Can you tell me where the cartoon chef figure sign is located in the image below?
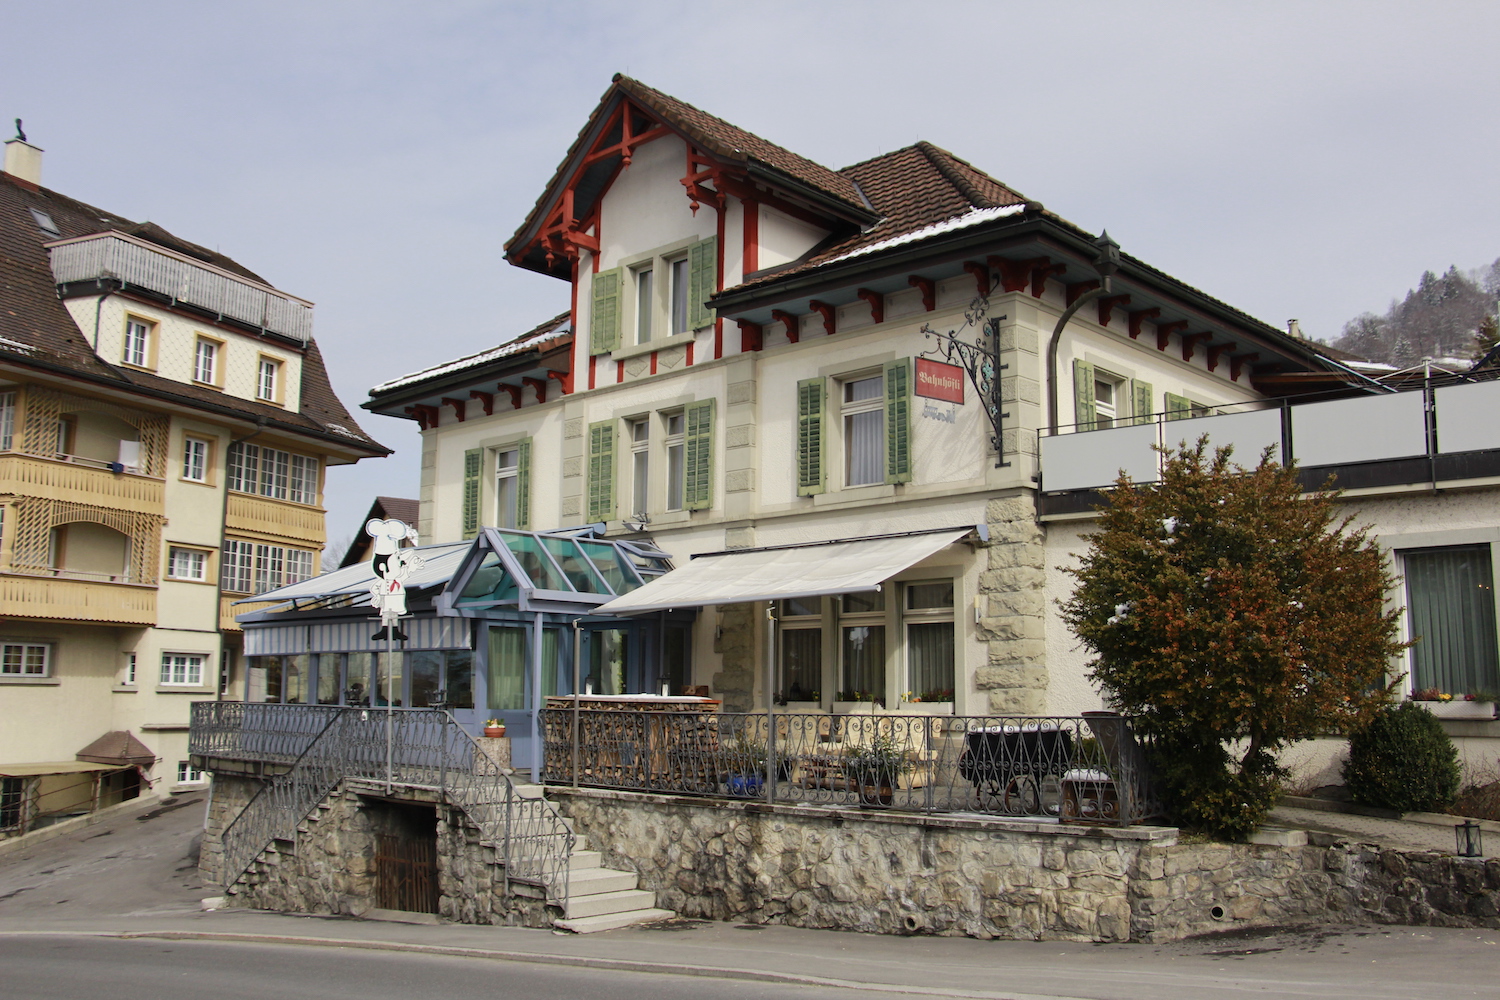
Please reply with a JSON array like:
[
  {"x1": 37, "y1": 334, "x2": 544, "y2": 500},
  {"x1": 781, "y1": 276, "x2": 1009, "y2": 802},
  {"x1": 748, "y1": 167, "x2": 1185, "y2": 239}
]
[{"x1": 367, "y1": 518, "x2": 423, "y2": 641}]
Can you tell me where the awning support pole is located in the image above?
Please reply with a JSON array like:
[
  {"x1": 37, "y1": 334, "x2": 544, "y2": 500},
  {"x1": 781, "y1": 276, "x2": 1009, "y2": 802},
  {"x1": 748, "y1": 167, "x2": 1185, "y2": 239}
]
[{"x1": 531, "y1": 612, "x2": 543, "y2": 784}]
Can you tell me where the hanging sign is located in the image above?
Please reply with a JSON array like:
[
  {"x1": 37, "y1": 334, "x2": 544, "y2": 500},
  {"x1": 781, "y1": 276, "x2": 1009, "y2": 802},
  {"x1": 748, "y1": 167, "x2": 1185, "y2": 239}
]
[{"x1": 916, "y1": 358, "x2": 965, "y2": 404}]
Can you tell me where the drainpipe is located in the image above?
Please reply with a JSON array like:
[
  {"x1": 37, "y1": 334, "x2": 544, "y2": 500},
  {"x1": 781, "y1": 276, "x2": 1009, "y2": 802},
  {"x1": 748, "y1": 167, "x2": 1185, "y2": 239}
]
[
  {"x1": 90, "y1": 290, "x2": 107, "y2": 352},
  {"x1": 1045, "y1": 232, "x2": 1121, "y2": 435},
  {"x1": 214, "y1": 415, "x2": 268, "y2": 701}
]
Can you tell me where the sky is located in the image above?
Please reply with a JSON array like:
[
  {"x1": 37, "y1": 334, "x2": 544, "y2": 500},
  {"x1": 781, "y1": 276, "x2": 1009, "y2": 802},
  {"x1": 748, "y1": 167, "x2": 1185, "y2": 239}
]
[{"x1": 3, "y1": 0, "x2": 1497, "y2": 551}]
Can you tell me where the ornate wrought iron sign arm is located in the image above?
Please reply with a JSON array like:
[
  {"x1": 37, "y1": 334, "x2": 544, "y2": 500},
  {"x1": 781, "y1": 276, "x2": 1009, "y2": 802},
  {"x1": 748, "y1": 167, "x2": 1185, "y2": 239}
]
[{"x1": 921, "y1": 295, "x2": 1011, "y2": 468}]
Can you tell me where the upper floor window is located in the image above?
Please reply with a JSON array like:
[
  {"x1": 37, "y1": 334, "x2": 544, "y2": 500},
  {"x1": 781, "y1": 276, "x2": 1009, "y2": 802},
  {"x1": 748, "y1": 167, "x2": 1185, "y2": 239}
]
[
  {"x1": 124, "y1": 319, "x2": 153, "y2": 369},
  {"x1": 1, "y1": 642, "x2": 49, "y2": 678},
  {"x1": 634, "y1": 266, "x2": 654, "y2": 345},
  {"x1": 257, "y1": 357, "x2": 281, "y2": 403},
  {"x1": 664, "y1": 411, "x2": 686, "y2": 510},
  {"x1": 194, "y1": 337, "x2": 219, "y2": 386},
  {"x1": 841, "y1": 373, "x2": 884, "y2": 487},
  {"x1": 160, "y1": 652, "x2": 205, "y2": 687},
  {"x1": 496, "y1": 447, "x2": 521, "y2": 529},
  {"x1": 588, "y1": 236, "x2": 717, "y2": 355},
  {"x1": 1092, "y1": 374, "x2": 1120, "y2": 430},
  {"x1": 797, "y1": 361, "x2": 912, "y2": 497},
  {"x1": 182, "y1": 436, "x2": 209, "y2": 482},
  {"x1": 221, "y1": 538, "x2": 316, "y2": 594},
  {"x1": 227, "y1": 442, "x2": 319, "y2": 504},
  {"x1": 167, "y1": 546, "x2": 208, "y2": 581},
  {"x1": 0, "y1": 392, "x2": 15, "y2": 451},
  {"x1": 628, "y1": 419, "x2": 649, "y2": 517}
]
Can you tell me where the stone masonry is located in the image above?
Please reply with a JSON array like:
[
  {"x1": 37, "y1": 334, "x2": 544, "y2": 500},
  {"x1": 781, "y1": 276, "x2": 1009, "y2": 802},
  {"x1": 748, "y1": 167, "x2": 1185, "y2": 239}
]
[{"x1": 977, "y1": 491, "x2": 1048, "y2": 714}]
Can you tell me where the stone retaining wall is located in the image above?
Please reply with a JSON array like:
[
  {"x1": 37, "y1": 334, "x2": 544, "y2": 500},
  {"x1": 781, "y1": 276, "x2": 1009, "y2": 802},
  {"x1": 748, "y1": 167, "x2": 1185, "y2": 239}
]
[{"x1": 550, "y1": 787, "x2": 1500, "y2": 941}]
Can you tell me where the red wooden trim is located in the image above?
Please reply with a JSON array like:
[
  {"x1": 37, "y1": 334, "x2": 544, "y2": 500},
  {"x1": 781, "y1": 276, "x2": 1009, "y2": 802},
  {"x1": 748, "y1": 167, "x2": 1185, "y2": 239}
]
[
  {"x1": 650, "y1": 351, "x2": 658, "y2": 376},
  {"x1": 1181, "y1": 332, "x2": 1212, "y2": 363},
  {"x1": 616, "y1": 359, "x2": 624, "y2": 383},
  {"x1": 1096, "y1": 294, "x2": 1132, "y2": 327},
  {"x1": 907, "y1": 275, "x2": 935, "y2": 312},
  {"x1": 498, "y1": 384, "x2": 523, "y2": 409},
  {"x1": 1032, "y1": 263, "x2": 1066, "y2": 298},
  {"x1": 1206, "y1": 341, "x2": 1235, "y2": 372},
  {"x1": 742, "y1": 198, "x2": 759, "y2": 274},
  {"x1": 469, "y1": 390, "x2": 494, "y2": 416},
  {"x1": 737, "y1": 320, "x2": 763, "y2": 352},
  {"x1": 588, "y1": 354, "x2": 597, "y2": 391},
  {"x1": 403, "y1": 406, "x2": 429, "y2": 431},
  {"x1": 963, "y1": 261, "x2": 991, "y2": 297},
  {"x1": 1066, "y1": 280, "x2": 1101, "y2": 308},
  {"x1": 686, "y1": 340, "x2": 694, "y2": 366},
  {"x1": 990, "y1": 256, "x2": 1047, "y2": 293},
  {"x1": 547, "y1": 369, "x2": 573, "y2": 395},
  {"x1": 522, "y1": 377, "x2": 548, "y2": 405},
  {"x1": 441, "y1": 397, "x2": 468, "y2": 423},
  {"x1": 715, "y1": 191, "x2": 726, "y2": 360},
  {"x1": 1156, "y1": 320, "x2": 1188, "y2": 352},
  {"x1": 1230, "y1": 353, "x2": 1260, "y2": 381},
  {"x1": 808, "y1": 300, "x2": 836, "y2": 335},
  {"x1": 1127, "y1": 308, "x2": 1161, "y2": 340},
  {"x1": 857, "y1": 288, "x2": 885, "y2": 325},
  {"x1": 772, "y1": 309, "x2": 801, "y2": 343}
]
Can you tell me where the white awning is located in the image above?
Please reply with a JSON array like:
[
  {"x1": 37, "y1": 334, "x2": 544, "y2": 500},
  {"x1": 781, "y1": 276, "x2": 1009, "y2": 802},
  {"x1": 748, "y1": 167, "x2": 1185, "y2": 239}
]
[{"x1": 593, "y1": 527, "x2": 974, "y2": 615}]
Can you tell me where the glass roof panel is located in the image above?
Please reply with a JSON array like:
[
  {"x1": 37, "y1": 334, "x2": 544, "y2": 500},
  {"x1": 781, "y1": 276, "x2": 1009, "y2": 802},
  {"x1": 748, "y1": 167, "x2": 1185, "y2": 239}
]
[
  {"x1": 458, "y1": 552, "x2": 518, "y2": 604},
  {"x1": 537, "y1": 535, "x2": 610, "y2": 593},
  {"x1": 500, "y1": 531, "x2": 572, "y2": 592},
  {"x1": 576, "y1": 539, "x2": 644, "y2": 594}
]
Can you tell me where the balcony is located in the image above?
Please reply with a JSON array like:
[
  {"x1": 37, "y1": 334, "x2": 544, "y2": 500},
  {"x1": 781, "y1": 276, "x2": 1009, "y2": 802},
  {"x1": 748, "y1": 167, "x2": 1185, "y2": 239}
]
[
  {"x1": 226, "y1": 492, "x2": 325, "y2": 547},
  {"x1": 0, "y1": 574, "x2": 156, "y2": 625},
  {"x1": 1038, "y1": 378, "x2": 1500, "y2": 516},
  {"x1": 46, "y1": 231, "x2": 313, "y2": 343},
  {"x1": 0, "y1": 453, "x2": 163, "y2": 514},
  {"x1": 221, "y1": 597, "x2": 282, "y2": 632}
]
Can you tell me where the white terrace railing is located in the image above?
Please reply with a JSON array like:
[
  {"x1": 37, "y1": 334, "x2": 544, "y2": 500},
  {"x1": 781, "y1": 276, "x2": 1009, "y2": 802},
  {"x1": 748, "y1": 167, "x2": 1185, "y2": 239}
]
[
  {"x1": 1040, "y1": 378, "x2": 1500, "y2": 495},
  {"x1": 46, "y1": 231, "x2": 313, "y2": 343}
]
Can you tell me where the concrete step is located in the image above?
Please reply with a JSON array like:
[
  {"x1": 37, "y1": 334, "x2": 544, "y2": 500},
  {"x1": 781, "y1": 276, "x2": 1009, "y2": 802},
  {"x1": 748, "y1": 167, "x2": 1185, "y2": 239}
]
[
  {"x1": 563, "y1": 888, "x2": 656, "y2": 920},
  {"x1": 565, "y1": 866, "x2": 638, "y2": 896},
  {"x1": 554, "y1": 907, "x2": 676, "y2": 935},
  {"x1": 568, "y1": 849, "x2": 602, "y2": 871}
]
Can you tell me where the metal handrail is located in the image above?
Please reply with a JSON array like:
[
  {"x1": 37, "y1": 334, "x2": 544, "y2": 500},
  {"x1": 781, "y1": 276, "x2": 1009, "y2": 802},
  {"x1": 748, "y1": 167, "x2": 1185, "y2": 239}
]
[{"x1": 209, "y1": 706, "x2": 573, "y2": 909}]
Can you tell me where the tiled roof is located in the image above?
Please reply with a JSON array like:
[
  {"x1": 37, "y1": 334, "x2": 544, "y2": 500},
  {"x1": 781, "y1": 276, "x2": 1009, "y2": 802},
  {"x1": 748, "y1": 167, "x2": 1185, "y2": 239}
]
[
  {"x1": 0, "y1": 171, "x2": 387, "y2": 455},
  {"x1": 726, "y1": 141, "x2": 1031, "y2": 294},
  {"x1": 370, "y1": 311, "x2": 572, "y2": 395},
  {"x1": 339, "y1": 495, "x2": 421, "y2": 566}
]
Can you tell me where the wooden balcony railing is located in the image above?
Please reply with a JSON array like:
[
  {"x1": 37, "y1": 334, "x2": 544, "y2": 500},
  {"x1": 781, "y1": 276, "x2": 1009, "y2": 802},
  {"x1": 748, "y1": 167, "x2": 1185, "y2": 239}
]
[
  {"x1": 0, "y1": 574, "x2": 156, "y2": 625},
  {"x1": 0, "y1": 453, "x2": 163, "y2": 513},
  {"x1": 221, "y1": 597, "x2": 281, "y2": 632},
  {"x1": 225, "y1": 492, "x2": 325, "y2": 546}
]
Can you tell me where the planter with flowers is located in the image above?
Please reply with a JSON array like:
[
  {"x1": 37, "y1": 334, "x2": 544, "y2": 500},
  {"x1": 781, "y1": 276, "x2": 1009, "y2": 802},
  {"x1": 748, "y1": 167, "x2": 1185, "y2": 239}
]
[
  {"x1": 482, "y1": 718, "x2": 507, "y2": 738},
  {"x1": 1411, "y1": 689, "x2": 1497, "y2": 720},
  {"x1": 897, "y1": 689, "x2": 955, "y2": 715}
]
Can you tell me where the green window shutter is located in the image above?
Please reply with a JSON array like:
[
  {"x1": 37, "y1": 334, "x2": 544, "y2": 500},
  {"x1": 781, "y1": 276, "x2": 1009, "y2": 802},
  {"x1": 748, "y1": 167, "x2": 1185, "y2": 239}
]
[
  {"x1": 515, "y1": 437, "x2": 533, "y2": 530},
  {"x1": 462, "y1": 448, "x2": 482, "y2": 539},
  {"x1": 796, "y1": 377, "x2": 826, "y2": 496},
  {"x1": 884, "y1": 358, "x2": 913, "y2": 484},
  {"x1": 683, "y1": 399, "x2": 715, "y2": 511},
  {"x1": 1164, "y1": 393, "x2": 1191, "y2": 421},
  {"x1": 1072, "y1": 359, "x2": 1097, "y2": 431},
  {"x1": 590, "y1": 268, "x2": 622, "y2": 355},
  {"x1": 587, "y1": 421, "x2": 616, "y2": 522},
  {"x1": 688, "y1": 236, "x2": 717, "y2": 330},
  {"x1": 1131, "y1": 380, "x2": 1154, "y2": 426}
]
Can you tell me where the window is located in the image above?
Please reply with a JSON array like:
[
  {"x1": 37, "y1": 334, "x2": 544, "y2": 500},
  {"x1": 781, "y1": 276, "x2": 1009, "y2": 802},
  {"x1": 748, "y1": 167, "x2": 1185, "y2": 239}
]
[
  {"x1": 1093, "y1": 376, "x2": 1119, "y2": 429},
  {"x1": 628, "y1": 419, "x2": 649, "y2": 517},
  {"x1": 182, "y1": 437, "x2": 209, "y2": 482},
  {"x1": 779, "y1": 597, "x2": 822, "y2": 702},
  {"x1": 1164, "y1": 393, "x2": 1213, "y2": 421},
  {"x1": 221, "y1": 539, "x2": 314, "y2": 594},
  {"x1": 496, "y1": 448, "x2": 521, "y2": 528},
  {"x1": 254, "y1": 544, "x2": 285, "y2": 594},
  {"x1": 588, "y1": 237, "x2": 717, "y2": 355},
  {"x1": 669, "y1": 256, "x2": 691, "y2": 336},
  {"x1": 124, "y1": 652, "x2": 136, "y2": 686},
  {"x1": 193, "y1": 338, "x2": 219, "y2": 385},
  {"x1": 904, "y1": 581, "x2": 955, "y2": 701},
  {"x1": 257, "y1": 357, "x2": 280, "y2": 402},
  {"x1": 54, "y1": 414, "x2": 74, "y2": 456},
  {"x1": 286, "y1": 548, "x2": 314, "y2": 584},
  {"x1": 842, "y1": 374, "x2": 884, "y2": 487},
  {"x1": 634, "y1": 266, "x2": 654, "y2": 345},
  {"x1": 665, "y1": 411, "x2": 686, "y2": 510},
  {"x1": 839, "y1": 591, "x2": 886, "y2": 704},
  {"x1": 0, "y1": 391, "x2": 15, "y2": 451},
  {"x1": 176, "y1": 761, "x2": 206, "y2": 784},
  {"x1": 167, "y1": 546, "x2": 208, "y2": 581},
  {"x1": 1, "y1": 643, "x2": 49, "y2": 677},
  {"x1": 1402, "y1": 545, "x2": 1500, "y2": 696},
  {"x1": 160, "y1": 653, "x2": 205, "y2": 686},
  {"x1": 587, "y1": 421, "x2": 616, "y2": 522},
  {"x1": 227, "y1": 442, "x2": 319, "y2": 503},
  {"x1": 221, "y1": 539, "x2": 253, "y2": 593},
  {"x1": 123, "y1": 319, "x2": 152, "y2": 368}
]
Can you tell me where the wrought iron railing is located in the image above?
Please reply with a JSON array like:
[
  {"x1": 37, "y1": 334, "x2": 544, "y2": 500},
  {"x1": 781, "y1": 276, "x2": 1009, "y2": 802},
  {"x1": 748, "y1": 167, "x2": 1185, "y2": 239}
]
[
  {"x1": 202, "y1": 705, "x2": 573, "y2": 908},
  {"x1": 541, "y1": 708, "x2": 1162, "y2": 826}
]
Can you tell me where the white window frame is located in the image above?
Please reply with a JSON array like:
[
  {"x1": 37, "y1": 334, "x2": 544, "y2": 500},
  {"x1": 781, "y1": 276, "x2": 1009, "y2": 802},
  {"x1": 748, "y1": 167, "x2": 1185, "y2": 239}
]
[
  {"x1": 840, "y1": 371, "x2": 884, "y2": 488},
  {"x1": 228, "y1": 443, "x2": 318, "y2": 504},
  {"x1": 193, "y1": 338, "x2": 219, "y2": 385},
  {"x1": 182, "y1": 436, "x2": 209, "y2": 482},
  {"x1": 628, "y1": 419, "x2": 650, "y2": 517},
  {"x1": 664, "y1": 410, "x2": 686, "y2": 511},
  {"x1": 902, "y1": 580, "x2": 956, "y2": 702},
  {"x1": 167, "y1": 546, "x2": 209, "y2": 582},
  {"x1": 160, "y1": 652, "x2": 205, "y2": 687},
  {"x1": 668, "y1": 254, "x2": 691, "y2": 336},
  {"x1": 495, "y1": 447, "x2": 521, "y2": 528},
  {"x1": 176, "y1": 761, "x2": 207, "y2": 784},
  {"x1": 123, "y1": 319, "x2": 151, "y2": 368},
  {"x1": 0, "y1": 392, "x2": 13, "y2": 452},
  {"x1": 1093, "y1": 373, "x2": 1121, "y2": 430},
  {"x1": 221, "y1": 538, "x2": 254, "y2": 593},
  {"x1": 633, "y1": 265, "x2": 655, "y2": 346},
  {"x1": 124, "y1": 652, "x2": 136, "y2": 686},
  {"x1": 1, "y1": 642, "x2": 50, "y2": 678},
  {"x1": 257, "y1": 357, "x2": 280, "y2": 402}
]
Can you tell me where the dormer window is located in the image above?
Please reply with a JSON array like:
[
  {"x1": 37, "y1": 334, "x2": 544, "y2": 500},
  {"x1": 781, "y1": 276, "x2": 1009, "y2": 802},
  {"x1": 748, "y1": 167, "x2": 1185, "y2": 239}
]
[
  {"x1": 194, "y1": 337, "x2": 219, "y2": 385},
  {"x1": 123, "y1": 318, "x2": 153, "y2": 370},
  {"x1": 257, "y1": 357, "x2": 280, "y2": 403}
]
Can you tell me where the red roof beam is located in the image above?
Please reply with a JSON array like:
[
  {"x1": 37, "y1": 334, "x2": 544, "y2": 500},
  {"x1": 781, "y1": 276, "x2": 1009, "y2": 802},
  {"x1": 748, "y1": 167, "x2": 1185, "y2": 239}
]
[
  {"x1": 1032, "y1": 263, "x2": 1066, "y2": 299},
  {"x1": 737, "y1": 320, "x2": 763, "y2": 353},
  {"x1": 808, "y1": 300, "x2": 836, "y2": 336},
  {"x1": 1127, "y1": 308, "x2": 1161, "y2": 340},
  {"x1": 498, "y1": 384, "x2": 523, "y2": 410},
  {"x1": 440, "y1": 397, "x2": 468, "y2": 423},
  {"x1": 772, "y1": 309, "x2": 801, "y2": 344},
  {"x1": 1096, "y1": 294, "x2": 1131, "y2": 327},
  {"x1": 522, "y1": 377, "x2": 549, "y2": 405},
  {"x1": 990, "y1": 256, "x2": 1049, "y2": 294},
  {"x1": 908, "y1": 275, "x2": 935, "y2": 312},
  {"x1": 856, "y1": 289, "x2": 884, "y2": 325},
  {"x1": 1181, "y1": 332, "x2": 1213, "y2": 364},
  {"x1": 1230, "y1": 353, "x2": 1260, "y2": 381},
  {"x1": 963, "y1": 261, "x2": 991, "y2": 298},
  {"x1": 1156, "y1": 320, "x2": 1188, "y2": 352},
  {"x1": 1206, "y1": 341, "x2": 1235, "y2": 372},
  {"x1": 469, "y1": 390, "x2": 494, "y2": 416}
]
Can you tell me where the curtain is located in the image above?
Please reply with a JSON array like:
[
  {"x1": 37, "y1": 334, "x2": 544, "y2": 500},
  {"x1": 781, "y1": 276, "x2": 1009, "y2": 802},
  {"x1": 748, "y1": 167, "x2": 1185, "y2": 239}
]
[
  {"x1": 907, "y1": 622, "x2": 954, "y2": 699},
  {"x1": 1405, "y1": 545, "x2": 1500, "y2": 695},
  {"x1": 781, "y1": 627, "x2": 821, "y2": 700},
  {"x1": 841, "y1": 625, "x2": 885, "y2": 702},
  {"x1": 488, "y1": 628, "x2": 525, "y2": 712}
]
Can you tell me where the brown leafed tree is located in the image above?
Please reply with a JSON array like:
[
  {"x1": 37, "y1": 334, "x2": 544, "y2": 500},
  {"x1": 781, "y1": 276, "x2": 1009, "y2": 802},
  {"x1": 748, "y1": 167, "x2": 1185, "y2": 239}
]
[{"x1": 1060, "y1": 440, "x2": 1405, "y2": 838}]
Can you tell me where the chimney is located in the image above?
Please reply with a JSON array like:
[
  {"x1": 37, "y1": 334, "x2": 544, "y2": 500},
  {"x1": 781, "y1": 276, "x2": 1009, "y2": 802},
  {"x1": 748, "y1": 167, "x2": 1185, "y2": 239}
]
[
  {"x1": 3, "y1": 137, "x2": 42, "y2": 187},
  {"x1": 1286, "y1": 319, "x2": 1304, "y2": 340}
]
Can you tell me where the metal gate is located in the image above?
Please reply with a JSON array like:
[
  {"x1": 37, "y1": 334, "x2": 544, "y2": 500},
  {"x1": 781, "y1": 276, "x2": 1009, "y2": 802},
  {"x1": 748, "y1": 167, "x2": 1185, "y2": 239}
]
[{"x1": 374, "y1": 832, "x2": 438, "y2": 913}]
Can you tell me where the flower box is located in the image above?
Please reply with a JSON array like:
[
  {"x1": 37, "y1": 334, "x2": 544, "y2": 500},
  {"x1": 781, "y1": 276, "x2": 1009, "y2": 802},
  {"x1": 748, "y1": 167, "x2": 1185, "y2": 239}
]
[
  {"x1": 832, "y1": 701, "x2": 881, "y2": 715},
  {"x1": 897, "y1": 701, "x2": 954, "y2": 716},
  {"x1": 1417, "y1": 700, "x2": 1496, "y2": 720}
]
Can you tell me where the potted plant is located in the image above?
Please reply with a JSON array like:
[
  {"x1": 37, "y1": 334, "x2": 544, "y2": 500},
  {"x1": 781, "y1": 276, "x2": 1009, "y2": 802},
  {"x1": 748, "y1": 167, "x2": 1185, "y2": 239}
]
[
  {"x1": 844, "y1": 734, "x2": 911, "y2": 806},
  {"x1": 1410, "y1": 688, "x2": 1498, "y2": 720},
  {"x1": 483, "y1": 718, "x2": 507, "y2": 738},
  {"x1": 724, "y1": 731, "x2": 768, "y2": 796},
  {"x1": 897, "y1": 688, "x2": 955, "y2": 715}
]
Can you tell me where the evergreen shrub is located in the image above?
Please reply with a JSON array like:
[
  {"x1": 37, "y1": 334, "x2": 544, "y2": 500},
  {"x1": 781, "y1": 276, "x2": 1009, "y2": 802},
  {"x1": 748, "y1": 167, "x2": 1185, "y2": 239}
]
[{"x1": 1342, "y1": 701, "x2": 1460, "y2": 813}]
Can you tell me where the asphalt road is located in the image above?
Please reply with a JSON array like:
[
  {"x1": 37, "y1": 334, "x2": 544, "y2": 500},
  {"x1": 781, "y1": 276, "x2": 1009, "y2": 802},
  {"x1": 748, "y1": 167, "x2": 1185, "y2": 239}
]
[{"x1": 1, "y1": 791, "x2": 1497, "y2": 1000}]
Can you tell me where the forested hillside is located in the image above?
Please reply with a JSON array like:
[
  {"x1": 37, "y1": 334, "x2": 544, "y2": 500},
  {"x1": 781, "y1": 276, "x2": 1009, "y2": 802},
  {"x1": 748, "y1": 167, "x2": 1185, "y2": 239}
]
[{"x1": 1329, "y1": 258, "x2": 1500, "y2": 366}]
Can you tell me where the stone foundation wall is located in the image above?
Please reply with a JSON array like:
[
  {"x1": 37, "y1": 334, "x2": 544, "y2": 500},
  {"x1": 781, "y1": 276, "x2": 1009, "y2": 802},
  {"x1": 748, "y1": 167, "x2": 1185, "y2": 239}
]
[
  {"x1": 551, "y1": 787, "x2": 1500, "y2": 941},
  {"x1": 977, "y1": 493, "x2": 1048, "y2": 714},
  {"x1": 198, "y1": 772, "x2": 266, "y2": 887}
]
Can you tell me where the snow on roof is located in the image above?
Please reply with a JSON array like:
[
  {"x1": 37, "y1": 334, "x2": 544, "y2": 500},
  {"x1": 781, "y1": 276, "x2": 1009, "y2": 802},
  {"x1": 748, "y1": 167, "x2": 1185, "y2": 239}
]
[
  {"x1": 371, "y1": 317, "x2": 571, "y2": 394},
  {"x1": 821, "y1": 203, "x2": 1026, "y2": 266}
]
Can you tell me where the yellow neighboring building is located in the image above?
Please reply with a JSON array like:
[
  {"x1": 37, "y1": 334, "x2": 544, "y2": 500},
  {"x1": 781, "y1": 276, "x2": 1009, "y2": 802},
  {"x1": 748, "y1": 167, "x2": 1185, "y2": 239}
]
[{"x1": 0, "y1": 133, "x2": 387, "y2": 833}]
